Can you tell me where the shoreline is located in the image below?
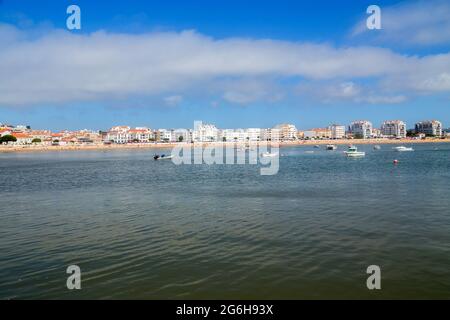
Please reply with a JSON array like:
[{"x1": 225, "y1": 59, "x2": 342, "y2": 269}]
[{"x1": 1, "y1": 138, "x2": 449, "y2": 153}]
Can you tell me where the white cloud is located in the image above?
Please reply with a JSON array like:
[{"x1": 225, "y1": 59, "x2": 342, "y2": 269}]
[
  {"x1": 0, "y1": 22, "x2": 449, "y2": 107},
  {"x1": 297, "y1": 81, "x2": 407, "y2": 104},
  {"x1": 352, "y1": 0, "x2": 450, "y2": 46}
]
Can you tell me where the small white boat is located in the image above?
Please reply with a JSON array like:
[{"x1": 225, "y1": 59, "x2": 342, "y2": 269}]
[
  {"x1": 344, "y1": 146, "x2": 365, "y2": 157},
  {"x1": 154, "y1": 154, "x2": 174, "y2": 160},
  {"x1": 261, "y1": 152, "x2": 278, "y2": 158},
  {"x1": 373, "y1": 145, "x2": 381, "y2": 150},
  {"x1": 326, "y1": 144, "x2": 337, "y2": 150},
  {"x1": 394, "y1": 146, "x2": 414, "y2": 152}
]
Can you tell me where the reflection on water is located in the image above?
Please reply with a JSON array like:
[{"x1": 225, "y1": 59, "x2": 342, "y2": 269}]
[{"x1": 1, "y1": 143, "x2": 450, "y2": 299}]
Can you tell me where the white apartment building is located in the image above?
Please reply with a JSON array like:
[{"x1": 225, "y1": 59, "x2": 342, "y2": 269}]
[
  {"x1": 106, "y1": 126, "x2": 153, "y2": 143},
  {"x1": 381, "y1": 120, "x2": 406, "y2": 138},
  {"x1": 172, "y1": 129, "x2": 191, "y2": 142},
  {"x1": 350, "y1": 120, "x2": 373, "y2": 139},
  {"x1": 246, "y1": 128, "x2": 261, "y2": 142},
  {"x1": 157, "y1": 129, "x2": 173, "y2": 142},
  {"x1": 193, "y1": 122, "x2": 219, "y2": 142},
  {"x1": 106, "y1": 126, "x2": 131, "y2": 143},
  {"x1": 129, "y1": 127, "x2": 153, "y2": 142},
  {"x1": 328, "y1": 124, "x2": 346, "y2": 139},
  {"x1": 415, "y1": 120, "x2": 443, "y2": 137},
  {"x1": 261, "y1": 128, "x2": 282, "y2": 141},
  {"x1": 221, "y1": 129, "x2": 244, "y2": 142},
  {"x1": 273, "y1": 123, "x2": 297, "y2": 141}
]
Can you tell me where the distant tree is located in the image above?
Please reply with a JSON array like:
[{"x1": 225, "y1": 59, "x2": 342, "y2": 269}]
[
  {"x1": 178, "y1": 136, "x2": 184, "y2": 142},
  {"x1": 0, "y1": 135, "x2": 17, "y2": 144},
  {"x1": 406, "y1": 129, "x2": 417, "y2": 137},
  {"x1": 222, "y1": 137, "x2": 226, "y2": 142},
  {"x1": 31, "y1": 138, "x2": 42, "y2": 143},
  {"x1": 354, "y1": 133, "x2": 364, "y2": 139}
]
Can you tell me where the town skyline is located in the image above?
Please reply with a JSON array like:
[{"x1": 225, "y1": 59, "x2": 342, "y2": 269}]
[{"x1": 1, "y1": 118, "x2": 447, "y2": 146}]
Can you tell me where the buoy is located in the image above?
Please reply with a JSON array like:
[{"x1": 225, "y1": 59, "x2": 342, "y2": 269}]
[{"x1": 393, "y1": 159, "x2": 399, "y2": 164}]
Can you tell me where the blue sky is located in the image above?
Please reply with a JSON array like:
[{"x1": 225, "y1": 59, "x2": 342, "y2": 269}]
[{"x1": 1, "y1": 0, "x2": 450, "y2": 131}]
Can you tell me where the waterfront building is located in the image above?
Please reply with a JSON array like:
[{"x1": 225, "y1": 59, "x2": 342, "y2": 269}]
[
  {"x1": 246, "y1": 128, "x2": 261, "y2": 142},
  {"x1": 381, "y1": 120, "x2": 406, "y2": 138},
  {"x1": 261, "y1": 128, "x2": 281, "y2": 141},
  {"x1": 273, "y1": 123, "x2": 297, "y2": 141},
  {"x1": 172, "y1": 129, "x2": 191, "y2": 143},
  {"x1": 106, "y1": 126, "x2": 131, "y2": 144},
  {"x1": 157, "y1": 129, "x2": 173, "y2": 142},
  {"x1": 415, "y1": 120, "x2": 443, "y2": 137},
  {"x1": 328, "y1": 124, "x2": 346, "y2": 139},
  {"x1": 372, "y1": 128, "x2": 382, "y2": 138},
  {"x1": 220, "y1": 129, "x2": 250, "y2": 142},
  {"x1": 193, "y1": 122, "x2": 219, "y2": 142},
  {"x1": 11, "y1": 132, "x2": 33, "y2": 145},
  {"x1": 129, "y1": 127, "x2": 152, "y2": 142},
  {"x1": 350, "y1": 120, "x2": 373, "y2": 139},
  {"x1": 304, "y1": 128, "x2": 331, "y2": 139}
]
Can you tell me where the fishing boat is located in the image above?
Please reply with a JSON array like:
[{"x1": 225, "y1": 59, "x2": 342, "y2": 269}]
[
  {"x1": 344, "y1": 146, "x2": 365, "y2": 157},
  {"x1": 261, "y1": 152, "x2": 278, "y2": 158},
  {"x1": 394, "y1": 146, "x2": 414, "y2": 152},
  {"x1": 326, "y1": 144, "x2": 337, "y2": 150},
  {"x1": 153, "y1": 154, "x2": 174, "y2": 160}
]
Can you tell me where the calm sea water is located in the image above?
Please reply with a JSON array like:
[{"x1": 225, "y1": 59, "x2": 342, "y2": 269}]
[{"x1": 1, "y1": 143, "x2": 450, "y2": 299}]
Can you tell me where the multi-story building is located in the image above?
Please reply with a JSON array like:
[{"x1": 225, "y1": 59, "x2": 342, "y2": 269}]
[
  {"x1": 129, "y1": 127, "x2": 152, "y2": 142},
  {"x1": 273, "y1": 123, "x2": 297, "y2": 141},
  {"x1": 11, "y1": 132, "x2": 33, "y2": 145},
  {"x1": 372, "y1": 128, "x2": 382, "y2": 138},
  {"x1": 261, "y1": 128, "x2": 281, "y2": 141},
  {"x1": 350, "y1": 120, "x2": 373, "y2": 139},
  {"x1": 304, "y1": 128, "x2": 331, "y2": 139},
  {"x1": 193, "y1": 122, "x2": 219, "y2": 142},
  {"x1": 106, "y1": 126, "x2": 131, "y2": 144},
  {"x1": 296, "y1": 131, "x2": 305, "y2": 140},
  {"x1": 381, "y1": 120, "x2": 406, "y2": 138},
  {"x1": 172, "y1": 129, "x2": 191, "y2": 143},
  {"x1": 328, "y1": 124, "x2": 346, "y2": 139},
  {"x1": 415, "y1": 120, "x2": 443, "y2": 137},
  {"x1": 246, "y1": 128, "x2": 261, "y2": 142}
]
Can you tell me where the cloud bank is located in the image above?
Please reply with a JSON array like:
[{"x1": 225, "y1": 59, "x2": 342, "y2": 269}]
[{"x1": 0, "y1": 21, "x2": 450, "y2": 107}]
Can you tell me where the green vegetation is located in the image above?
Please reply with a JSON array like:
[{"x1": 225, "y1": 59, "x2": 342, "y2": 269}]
[
  {"x1": 31, "y1": 138, "x2": 42, "y2": 143},
  {"x1": 0, "y1": 134, "x2": 17, "y2": 144},
  {"x1": 178, "y1": 136, "x2": 184, "y2": 142}
]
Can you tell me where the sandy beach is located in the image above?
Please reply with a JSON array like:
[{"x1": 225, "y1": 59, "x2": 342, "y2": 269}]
[{"x1": 1, "y1": 138, "x2": 449, "y2": 153}]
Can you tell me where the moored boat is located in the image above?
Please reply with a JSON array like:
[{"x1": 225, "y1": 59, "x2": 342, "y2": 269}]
[
  {"x1": 261, "y1": 152, "x2": 278, "y2": 158},
  {"x1": 344, "y1": 146, "x2": 365, "y2": 157},
  {"x1": 394, "y1": 146, "x2": 414, "y2": 152},
  {"x1": 326, "y1": 144, "x2": 337, "y2": 150}
]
